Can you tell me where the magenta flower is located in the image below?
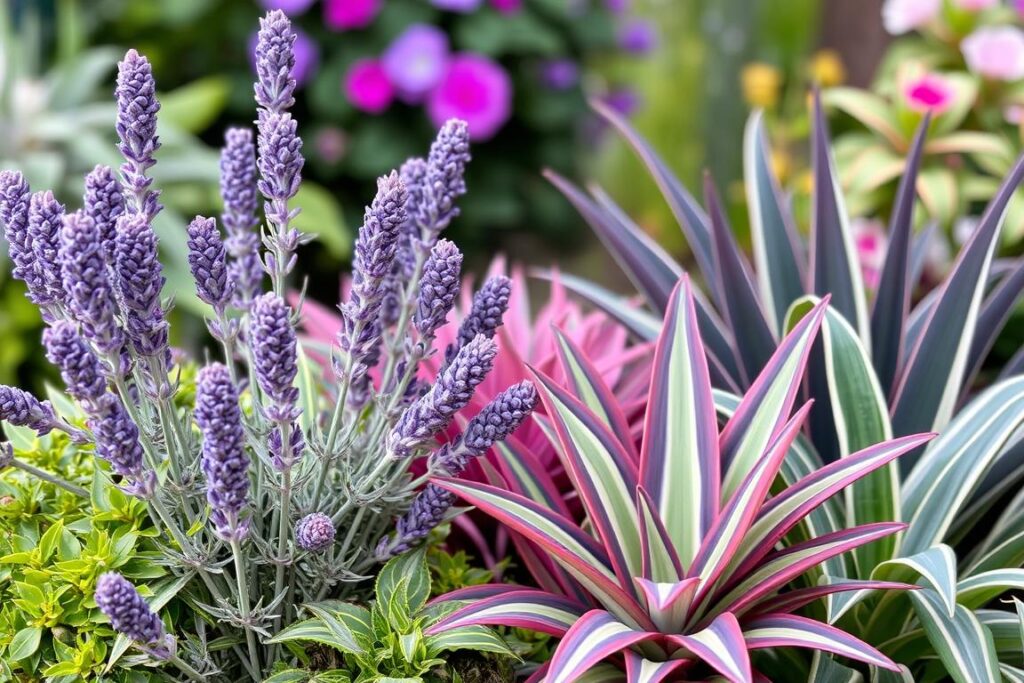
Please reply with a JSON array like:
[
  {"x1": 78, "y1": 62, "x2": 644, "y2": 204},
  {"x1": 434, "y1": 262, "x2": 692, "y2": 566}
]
[
  {"x1": 491, "y1": 0, "x2": 522, "y2": 12},
  {"x1": 382, "y1": 25, "x2": 450, "y2": 101},
  {"x1": 324, "y1": 0, "x2": 379, "y2": 30},
  {"x1": 962, "y1": 26, "x2": 1024, "y2": 82},
  {"x1": 903, "y1": 73, "x2": 954, "y2": 114},
  {"x1": 427, "y1": 54, "x2": 512, "y2": 140},
  {"x1": 344, "y1": 59, "x2": 395, "y2": 114},
  {"x1": 430, "y1": 0, "x2": 484, "y2": 10},
  {"x1": 882, "y1": 0, "x2": 940, "y2": 35},
  {"x1": 260, "y1": 0, "x2": 316, "y2": 14},
  {"x1": 618, "y1": 18, "x2": 658, "y2": 54},
  {"x1": 851, "y1": 218, "x2": 887, "y2": 290},
  {"x1": 248, "y1": 26, "x2": 318, "y2": 88}
]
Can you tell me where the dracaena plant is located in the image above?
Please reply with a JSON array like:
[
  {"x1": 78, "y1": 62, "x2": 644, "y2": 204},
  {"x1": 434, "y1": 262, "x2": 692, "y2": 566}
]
[
  {"x1": 264, "y1": 547, "x2": 515, "y2": 682},
  {"x1": 552, "y1": 98, "x2": 1024, "y2": 679},
  {"x1": 423, "y1": 278, "x2": 933, "y2": 682},
  {"x1": 0, "y1": 10, "x2": 535, "y2": 681}
]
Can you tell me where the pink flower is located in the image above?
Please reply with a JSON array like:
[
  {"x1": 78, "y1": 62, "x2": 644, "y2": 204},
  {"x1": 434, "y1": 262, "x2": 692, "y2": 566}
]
[
  {"x1": 427, "y1": 54, "x2": 512, "y2": 140},
  {"x1": 323, "y1": 0, "x2": 379, "y2": 31},
  {"x1": 343, "y1": 59, "x2": 395, "y2": 114},
  {"x1": 962, "y1": 26, "x2": 1024, "y2": 81},
  {"x1": 903, "y1": 73, "x2": 955, "y2": 113},
  {"x1": 882, "y1": 0, "x2": 940, "y2": 35},
  {"x1": 851, "y1": 218, "x2": 887, "y2": 290},
  {"x1": 954, "y1": 0, "x2": 998, "y2": 9},
  {"x1": 491, "y1": 0, "x2": 522, "y2": 12}
]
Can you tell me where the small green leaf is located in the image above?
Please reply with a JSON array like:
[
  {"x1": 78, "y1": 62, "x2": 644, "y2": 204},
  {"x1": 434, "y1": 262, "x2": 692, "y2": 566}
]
[
  {"x1": 158, "y1": 77, "x2": 230, "y2": 134},
  {"x1": 8, "y1": 626, "x2": 42, "y2": 660},
  {"x1": 292, "y1": 182, "x2": 349, "y2": 259}
]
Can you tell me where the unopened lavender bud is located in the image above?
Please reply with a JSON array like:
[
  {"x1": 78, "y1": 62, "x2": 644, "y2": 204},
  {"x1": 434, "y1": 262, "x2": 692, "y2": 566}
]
[
  {"x1": 0, "y1": 386, "x2": 57, "y2": 434},
  {"x1": 92, "y1": 395, "x2": 152, "y2": 496},
  {"x1": 220, "y1": 128, "x2": 262, "y2": 306},
  {"x1": 28, "y1": 191, "x2": 66, "y2": 308},
  {"x1": 378, "y1": 484, "x2": 455, "y2": 559},
  {"x1": 83, "y1": 165, "x2": 125, "y2": 263},
  {"x1": 187, "y1": 216, "x2": 232, "y2": 311},
  {"x1": 389, "y1": 335, "x2": 497, "y2": 457},
  {"x1": 433, "y1": 380, "x2": 537, "y2": 475},
  {"x1": 257, "y1": 112, "x2": 303, "y2": 205},
  {"x1": 114, "y1": 214, "x2": 167, "y2": 358},
  {"x1": 295, "y1": 512, "x2": 335, "y2": 552},
  {"x1": 94, "y1": 572, "x2": 171, "y2": 659},
  {"x1": 0, "y1": 171, "x2": 32, "y2": 287},
  {"x1": 455, "y1": 275, "x2": 511, "y2": 350},
  {"x1": 269, "y1": 421, "x2": 304, "y2": 470},
  {"x1": 251, "y1": 293, "x2": 300, "y2": 422},
  {"x1": 254, "y1": 10, "x2": 297, "y2": 114},
  {"x1": 415, "y1": 239, "x2": 462, "y2": 339},
  {"x1": 195, "y1": 364, "x2": 250, "y2": 540},
  {"x1": 115, "y1": 49, "x2": 161, "y2": 219},
  {"x1": 61, "y1": 211, "x2": 124, "y2": 355},
  {"x1": 44, "y1": 322, "x2": 107, "y2": 407},
  {"x1": 414, "y1": 120, "x2": 470, "y2": 236}
]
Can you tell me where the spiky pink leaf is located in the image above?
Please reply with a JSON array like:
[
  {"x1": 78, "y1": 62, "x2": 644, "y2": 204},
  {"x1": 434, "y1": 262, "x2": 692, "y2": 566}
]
[
  {"x1": 426, "y1": 588, "x2": 587, "y2": 638},
  {"x1": 744, "y1": 613, "x2": 899, "y2": 671},
  {"x1": 623, "y1": 651, "x2": 688, "y2": 683},
  {"x1": 547, "y1": 610, "x2": 657, "y2": 683},
  {"x1": 666, "y1": 612, "x2": 752, "y2": 683},
  {"x1": 636, "y1": 487, "x2": 684, "y2": 582}
]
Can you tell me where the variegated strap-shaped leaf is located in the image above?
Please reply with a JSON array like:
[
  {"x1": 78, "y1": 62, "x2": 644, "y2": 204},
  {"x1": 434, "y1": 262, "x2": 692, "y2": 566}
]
[
  {"x1": 493, "y1": 435, "x2": 572, "y2": 518},
  {"x1": 891, "y1": 152, "x2": 1024, "y2": 452},
  {"x1": 873, "y1": 545, "x2": 958, "y2": 617},
  {"x1": 809, "y1": 651, "x2": 865, "y2": 683},
  {"x1": 901, "y1": 376, "x2": 1024, "y2": 555},
  {"x1": 640, "y1": 277, "x2": 719, "y2": 567},
  {"x1": 956, "y1": 569, "x2": 1024, "y2": 609},
  {"x1": 432, "y1": 477, "x2": 652, "y2": 629},
  {"x1": 553, "y1": 326, "x2": 639, "y2": 462},
  {"x1": 546, "y1": 610, "x2": 656, "y2": 683},
  {"x1": 744, "y1": 613, "x2": 897, "y2": 671},
  {"x1": 964, "y1": 258, "x2": 1024, "y2": 397},
  {"x1": 746, "y1": 580, "x2": 912, "y2": 619},
  {"x1": 908, "y1": 588, "x2": 1000, "y2": 683},
  {"x1": 744, "y1": 109, "x2": 806, "y2": 334},
  {"x1": 720, "y1": 298, "x2": 827, "y2": 500},
  {"x1": 636, "y1": 487, "x2": 684, "y2": 582},
  {"x1": 705, "y1": 174, "x2": 777, "y2": 385},
  {"x1": 544, "y1": 270, "x2": 662, "y2": 340},
  {"x1": 870, "y1": 115, "x2": 929, "y2": 397},
  {"x1": 666, "y1": 612, "x2": 752, "y2": 683},
  {"x1": 426, "y1": 588, "x2": 586, "y2": 637},
  {"x1": 690, "y1": 403, "x2": 811, "y2": 601},
  {"x1": 425, "y1": 625, "x2": 515, "y2": 658},
  {"x1": 809, "y1": 94, "x2": 869, "y2": 342},
  {"x1": 633, "y1": 576, "x2": 700, "y2": 634},
  {"x1": 708, "y1": 523, "x2": 905, "y2": 622},
  {"x1": 590, "y1": 97, "x2": 716, "y2": 292},
  {"x1": 532, "y1": 367, "x2": 643, "y2": 584},
  {"x1": 623, "y1": 651, "x2": 687, "y2": 683}
]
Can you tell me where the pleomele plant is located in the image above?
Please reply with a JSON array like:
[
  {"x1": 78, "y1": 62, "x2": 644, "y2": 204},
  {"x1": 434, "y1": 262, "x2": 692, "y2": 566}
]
[
  {"x1": 550, "y1": 96, "x2": 1024, "y2": 679},
  {"x1": 425, "y1": 278, "x2": 933, "y2": 680}
]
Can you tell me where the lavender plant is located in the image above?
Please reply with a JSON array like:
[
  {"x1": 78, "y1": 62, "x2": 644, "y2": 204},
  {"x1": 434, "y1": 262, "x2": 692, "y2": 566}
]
[{"x1": 0, "y1": 10, "x2": 532, "y2": 680}]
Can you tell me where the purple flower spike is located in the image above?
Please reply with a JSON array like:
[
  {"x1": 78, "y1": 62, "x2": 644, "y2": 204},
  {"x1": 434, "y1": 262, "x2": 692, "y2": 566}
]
[
  {"x1": 413, "y1": 120, "x2": 471, "y2": 237},
  {"x1": 28, "y1": 190, "x2": 66, "y2": 308},
  {"x1": 254, "y1": 9, "x2": 297, "y2": 114},
  {"x1": 257, "y1": 112, "x2": 304, "y2": 206},
  {"x1": 94, "y1": 573, "x2": 171, "y2": 659},
  {"x1": 415, "y1": 238, "x2": 462, "y2": 339},
  {"x1": 219, "y1": 128, "x2": 263, "y2": 307},
  {"x1": 187, "y1": 216, "x2": 233, "y2": 311},
  {"x1": 295, "y1": 512, "x2": 335, "y2": 552},
  {"x1": 0, "y1": 386, "x2": 57, "y2": 435},
  {"x1": 0, "y1": 171, "x2": 47, "y2": 304},
  {"x1": 92, "y1": 395, "x2": 153, "y2": 497},
  {"x1": 114, "y1": 214, "x2": 168, "y2": 358},
  {"x1": 61, "y1": 211, "x2": 124, "y2": 355},
  {"x1": 195, "y1": 364, "x2": 250, "y2": 541},
  {"x1": 115, "y1": 49, "x2": 162, "y2": 220},
  {"x1": 388, "y1": 334, "x2": 497, "y2": 458},
  {"x1": 377, "y1": 484, "x2": 455, "y2": 559},
  {"x1": 251, "y1": 293, "x2": 300, "y2": 423},
  {"x1": 447, "y1": 275, "x2": 511, "y2": 364},
  {"x1": 43, "y1": 322, "x2": 107, "y2": 408},
  {"x1": 83, "y1": 165, "x2": 125, "y2": 264}
]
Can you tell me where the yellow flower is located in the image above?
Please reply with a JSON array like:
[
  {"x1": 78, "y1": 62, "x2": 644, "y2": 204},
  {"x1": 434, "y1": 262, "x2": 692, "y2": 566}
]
[
  {"x1": 770, "y1": 149, "x2": 792, "y2": 183},
  {"x1": 741, "y1": 62, "x2": 783, "y2": 108},
  {"x1": 808, "y1": 49, "x2": 846, "y2": 87}
]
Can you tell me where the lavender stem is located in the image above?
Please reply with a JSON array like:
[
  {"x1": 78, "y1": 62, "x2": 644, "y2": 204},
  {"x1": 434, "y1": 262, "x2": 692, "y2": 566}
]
[{"x1": 8, "y1": 458, "x2": 87, "y2": 497}]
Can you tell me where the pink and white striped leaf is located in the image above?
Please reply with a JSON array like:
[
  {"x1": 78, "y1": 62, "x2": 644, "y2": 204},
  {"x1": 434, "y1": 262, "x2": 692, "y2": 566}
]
[
  {"x1": 426, "y1": 589, "x2": 586, "y2": 638},
  {"x1": 546, "y1": 610, "x2": 657, "y2": 683},
  {"x1": 623, "y1": 651, "x2": 688, "y2": 683},
  {"x1": 744, "y1": 580, "x2": 914, "y2": 618},
  {"x1": 666, "y1": 612, "x2": 752, "y2": 683},
  {"x1": 636, "y1": 487, "x2": 684, "y2": 583},
  {"x1": 634, "y1": 576, "x2": 700, "y2": 633},
  {"x1": 743, "y1": 613, "x2": 898, "y2": 671},
  {"x1": 639, "y1": 276, "x2": 720, "y2": 567}
]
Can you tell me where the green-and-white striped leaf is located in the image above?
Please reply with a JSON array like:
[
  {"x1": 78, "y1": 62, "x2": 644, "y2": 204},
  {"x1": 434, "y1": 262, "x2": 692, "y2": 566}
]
[
  {"x1": 956, "y1": 569, "x2": 1024, "y2": 610},
  {"x1": 809, "y1": 651, "x2": 865, "y2": 682},
  {"x1": 873, "y1": 545, "x2": 958, "y2": 617},
  {"x1": 908, "y1": 588, "x2": 1000, "y2": 683},
  {"x1": 424, "y1": 625, "x2": 515, "y2": 657}
]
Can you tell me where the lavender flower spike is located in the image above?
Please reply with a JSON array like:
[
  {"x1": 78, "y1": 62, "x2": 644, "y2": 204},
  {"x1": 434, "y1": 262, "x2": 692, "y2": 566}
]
[
  {"x1": 43, "y1": 322, "x2": 108, "y2": 409},
  {"x1": 415, "y1": 239, "x2": 462, "y2": 339},
  {"x1": 195, "y1": 364, "x2": 250, "y2": 541},
  {"x1": 61, "y1": 211, "x2": 124, "y2": 355},
  {"x1": 0, "y1": 386, "x2": 58, "y2": 435},
  {"x1": 93, "y1": 396, "x2": 153, "y2": 497},
  {"x1": 376, "y1": 484, "x2": 455, "y2": 559},
  {"x1": 413, "y1": 119, "x2": 471, "y2": 237},
  {"x1": 444, "y1": 274, "x2": 511, "y2": 366},
  {"x1": 83, "y1": 165, "x2": 125, "y2": 263},
  {"x1": 295, "y1": 512, "x2": 335, "y2": 552},
  {"x1": 0, "y1": 171, "x2": 32, "y2": 284},
  {"x1": 94, "y1": 572, "x2": 172, "y2": 659},
  {"x1": 28, "y1": 190, "x2": 66, "y2": 309},
  {"x1": 250, "y1": 293, "x2": 299, "y2": 423},
  {"x1": 219, "y1": 128, "x2": 262, "y2": 306},
  {"x1": 388, "y1": 334, "x2": 497, "y2": 458},
  {"x1": 187, "y1": 216, "x2": 233, "y2": 312},
  {"x1": 254, "y1": 9, "x2": 298, "y2": 115},
  {"x1": 114, "y1": 213, "x2": 168, "y2": 358},
  {"x1": 115, "y1": 49, "x2": 162, "y2": 219}
]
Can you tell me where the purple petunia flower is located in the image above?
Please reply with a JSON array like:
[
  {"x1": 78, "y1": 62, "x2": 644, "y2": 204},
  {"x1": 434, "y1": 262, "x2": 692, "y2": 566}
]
[
  {"x1": 295, "y1": 512, "x2": 335, "y2": 551},
  {"x1": 94, "y1": 573, "x2": 171, "y2": 658},
  {"x1": 540, "y1": 59, "x2": 580, "y2": 90},
  {"x1": 427, "y1": 54, "x2": 512, "y2": 140},
  {"x1": 618, "y1": 18, "x2": 658, "y2": 55},
  {"x1": 323, "y1": 0, "x2": 380, "y2": 30},
  {"x1": 431, "y1": 0, "x2": 483, "y2": 11},
  {"x1": 382, "y1": 25, "x2": 450, "y2": 101},
  {"x1": 343, "y1": 59, "x2": 396, "y2": 114}
]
